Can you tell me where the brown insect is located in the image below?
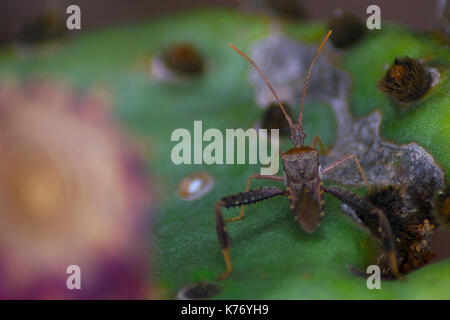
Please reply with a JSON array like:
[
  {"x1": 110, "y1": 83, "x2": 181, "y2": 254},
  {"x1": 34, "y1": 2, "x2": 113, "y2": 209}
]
[{"x1": 214, "y1": 30, "x2": 402, "y2": 280}]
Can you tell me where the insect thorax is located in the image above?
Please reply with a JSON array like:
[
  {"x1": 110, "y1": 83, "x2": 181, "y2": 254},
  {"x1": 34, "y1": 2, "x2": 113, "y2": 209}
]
[{"x1": 282, "y1": 147, "x2": 319, "y2": 183}]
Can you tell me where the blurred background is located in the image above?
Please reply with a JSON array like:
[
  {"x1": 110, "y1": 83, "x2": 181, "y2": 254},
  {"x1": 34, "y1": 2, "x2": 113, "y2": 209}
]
[{"x1": 0, "y1": 0, "x2": 443, "y2": 46}]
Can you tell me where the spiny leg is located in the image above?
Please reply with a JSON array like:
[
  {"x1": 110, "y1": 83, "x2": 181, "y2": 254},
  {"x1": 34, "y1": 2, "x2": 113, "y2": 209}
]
[
  {"x1": 324, "y1": 186, "x2": 402, "y2": 279},
  {"x1": 321, "y1": 154, "x2": 371, "y2": 192},
  {"x1": 312, "y1": 135, "x2": 331, "y2": 155},
  {"x1": 226, "y1": 174, "x2": 284, "y2": 222},
  {"x1": 215, "y1": 186, "x2": 286, "y2": 281}
]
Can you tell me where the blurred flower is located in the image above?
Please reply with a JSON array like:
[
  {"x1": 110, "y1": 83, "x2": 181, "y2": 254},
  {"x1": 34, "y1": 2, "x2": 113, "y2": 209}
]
[{"x1": 0, "y1": 78, "x2": 153, "y2": 299}]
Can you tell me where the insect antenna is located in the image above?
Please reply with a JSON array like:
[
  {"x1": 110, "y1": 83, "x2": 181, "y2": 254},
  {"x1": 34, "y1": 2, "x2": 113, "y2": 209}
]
[
  {"x1": 298, "y1": 30, "x2": 332, "y2": 127},
  {"x1": 229, "y1": 43, "x2": 294, "y2": 131}
]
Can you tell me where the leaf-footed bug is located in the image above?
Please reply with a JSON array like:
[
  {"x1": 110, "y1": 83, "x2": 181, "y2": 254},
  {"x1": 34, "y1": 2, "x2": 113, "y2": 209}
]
[{"x1": 214, "y1": 30, "x2": 402, "y2": 281}]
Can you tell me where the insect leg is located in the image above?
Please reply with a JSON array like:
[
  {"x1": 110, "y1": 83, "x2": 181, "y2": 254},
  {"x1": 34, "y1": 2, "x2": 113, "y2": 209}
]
[
  {"x1": 324, "y1": 186, "x2": 402, "y2": 279},
  {"x1": 312, "y1": 135, "x2": 331, "y2": 155},
  {"x1": 226, "y1": 174, "x2": 284, "y2": 222},
  {"x1": 215, "y1": 186, "x2": 287, "y2": 280},
  {"x1": 321, "y1": 154, "x2": 371, "y2": 192}
]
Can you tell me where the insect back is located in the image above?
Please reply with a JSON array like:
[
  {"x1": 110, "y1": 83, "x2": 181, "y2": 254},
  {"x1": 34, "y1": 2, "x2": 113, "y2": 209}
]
[{"x1": 282, "y1": 146, "x2": 323, "y2": 233}]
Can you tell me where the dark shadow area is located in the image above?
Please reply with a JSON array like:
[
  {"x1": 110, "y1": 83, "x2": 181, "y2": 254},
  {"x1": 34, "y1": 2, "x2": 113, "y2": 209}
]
[{"x1": 0, "y1": 0, "x2": 440, "y2": 46}]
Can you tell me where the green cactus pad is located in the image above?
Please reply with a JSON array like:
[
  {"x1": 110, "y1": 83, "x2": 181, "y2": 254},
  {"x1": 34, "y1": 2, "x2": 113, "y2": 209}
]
[{"x1": 1, "y1": 9, "x2": 448, "y2": 299}]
